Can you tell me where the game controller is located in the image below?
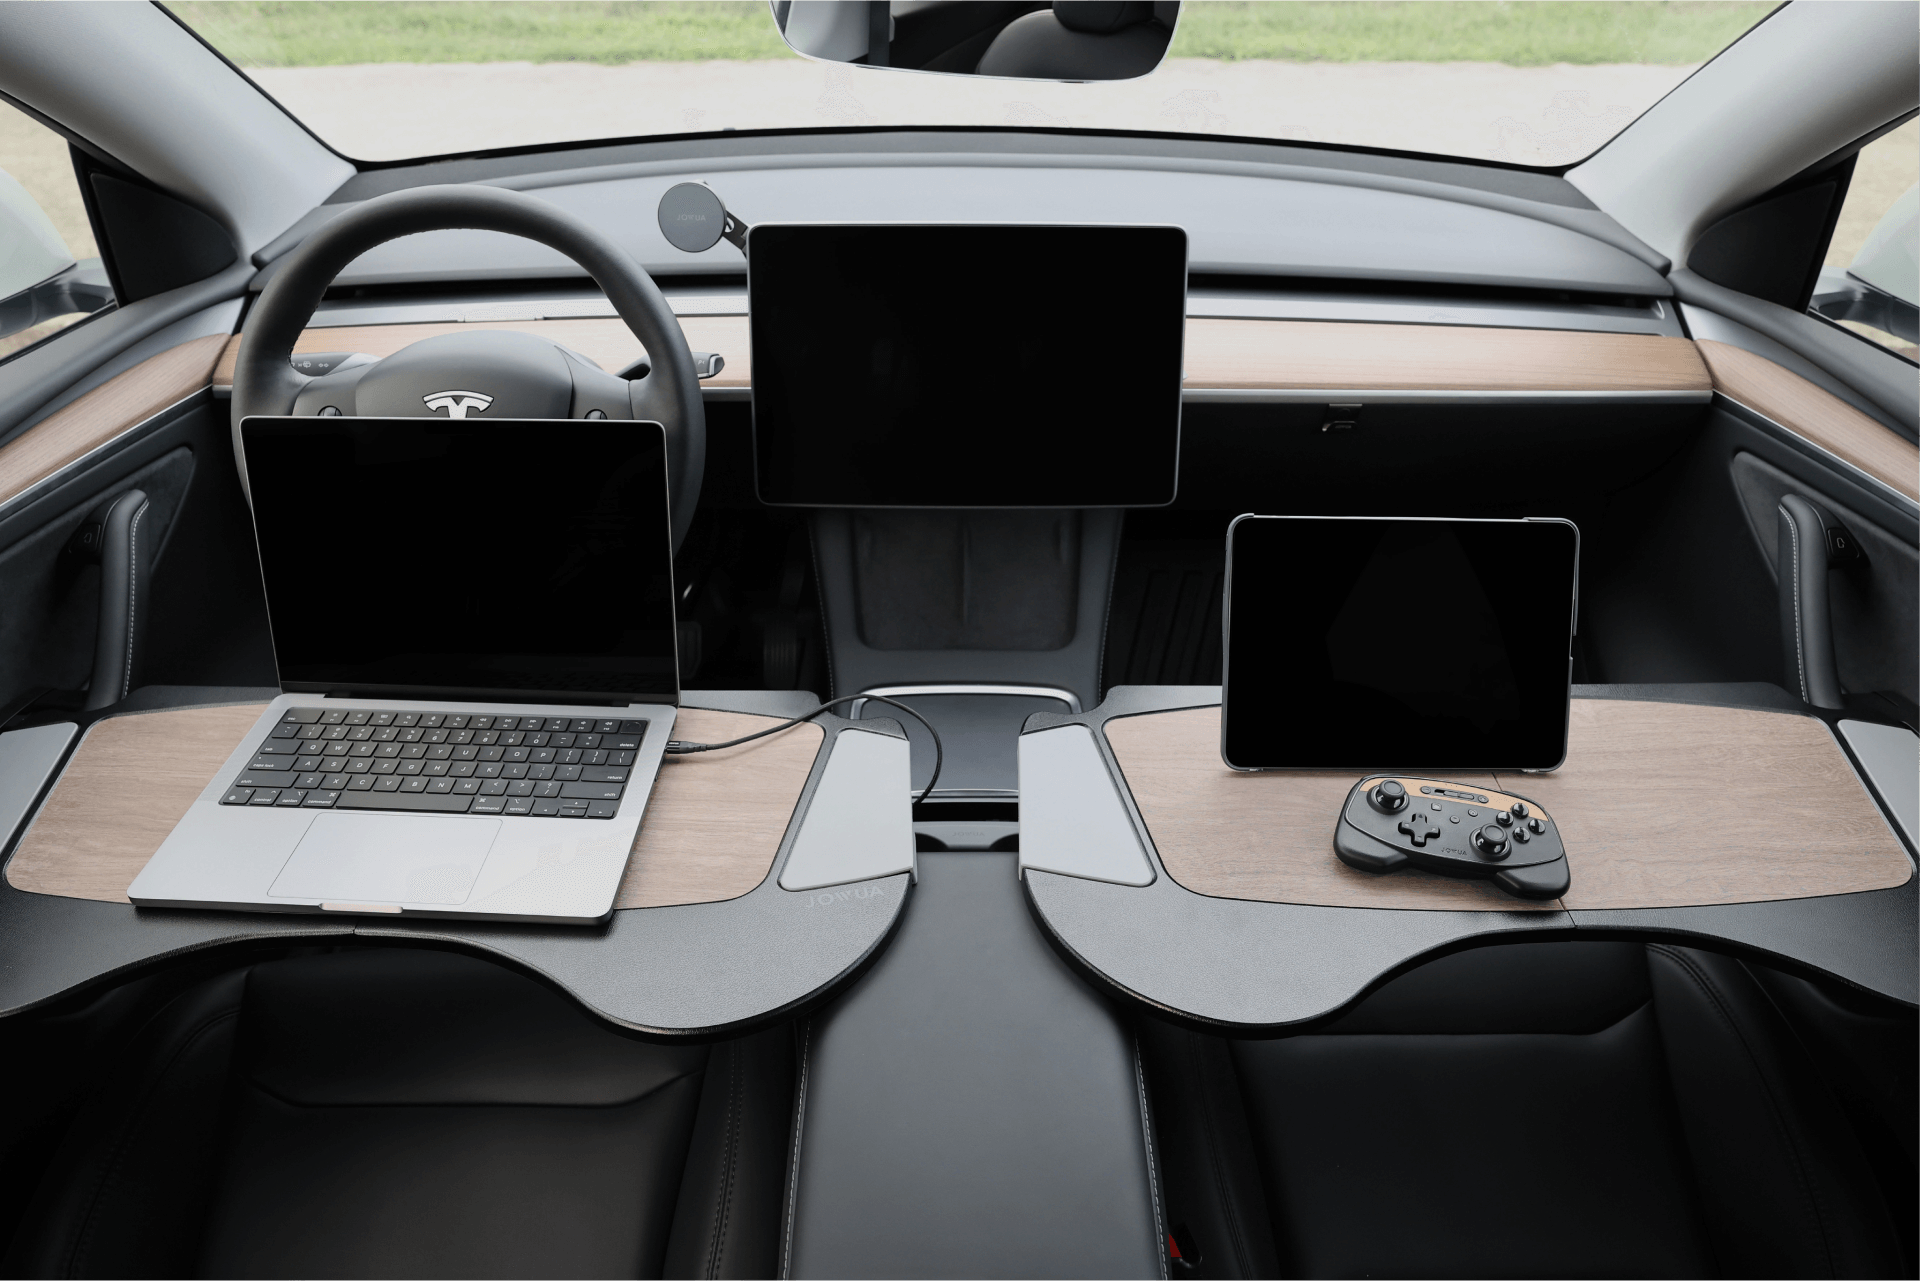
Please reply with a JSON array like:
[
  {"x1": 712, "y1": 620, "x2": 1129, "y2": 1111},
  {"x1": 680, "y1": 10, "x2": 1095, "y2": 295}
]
[{"x1": 1334, "y1": 776, "x2": 1570, "y2": 900}]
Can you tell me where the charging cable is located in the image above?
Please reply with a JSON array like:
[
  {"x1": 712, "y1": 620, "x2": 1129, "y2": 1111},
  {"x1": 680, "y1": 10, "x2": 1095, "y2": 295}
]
[{"x1": 666, "y1": 694, "x2": 943, "y2": 804}]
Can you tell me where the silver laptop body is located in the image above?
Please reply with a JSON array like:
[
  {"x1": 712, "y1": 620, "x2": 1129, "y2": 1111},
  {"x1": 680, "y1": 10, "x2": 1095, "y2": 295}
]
[{"x1": 129, "y1": 416, "x2": 682, "y2": 924}]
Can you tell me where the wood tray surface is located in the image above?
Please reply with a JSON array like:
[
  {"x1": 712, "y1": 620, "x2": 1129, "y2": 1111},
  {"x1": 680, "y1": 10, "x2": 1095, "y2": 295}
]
[
  {"x1": 1104, "y1": 700, "x2": 1912, "y2": 912},
  {"x1": 6, "y1": 703, "x2": 821, "y2": 910}
]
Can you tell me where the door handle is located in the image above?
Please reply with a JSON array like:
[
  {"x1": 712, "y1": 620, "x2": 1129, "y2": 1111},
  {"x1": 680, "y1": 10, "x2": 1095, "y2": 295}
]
[
  {"x1": 76, "y1": 488, "x2": 151, "y2": 711},
  {"x1": 1776, "y1": 492, "x2": 1863, "y2": 710}
]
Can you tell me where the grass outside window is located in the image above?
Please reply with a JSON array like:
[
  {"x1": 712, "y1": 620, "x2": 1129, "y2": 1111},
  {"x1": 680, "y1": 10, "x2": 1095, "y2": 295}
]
[{"x1": 172, "y1": 1, "x2": 1773, "y2": 69}]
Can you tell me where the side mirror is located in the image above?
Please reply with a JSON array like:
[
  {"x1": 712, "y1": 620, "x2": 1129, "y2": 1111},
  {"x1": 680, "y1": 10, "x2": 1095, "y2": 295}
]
[
  {"x1": 0, "y1": 168, "x2": 76, "y2": 304},
  {"x1": 1811, "y1": 183, "x2": 1918, "y2": 346},
  {"x1": 770, "y1": 1, "x2": 1180, "y2": 81},
  {"x1": 0, "y1": 168, "x2": 114, "y2": 356}
]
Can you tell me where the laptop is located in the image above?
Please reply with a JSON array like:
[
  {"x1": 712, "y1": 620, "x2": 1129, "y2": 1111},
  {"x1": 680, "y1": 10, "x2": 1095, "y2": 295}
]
[{"x1": 128, "y1": 416, "x2": 682, "y2": 924}]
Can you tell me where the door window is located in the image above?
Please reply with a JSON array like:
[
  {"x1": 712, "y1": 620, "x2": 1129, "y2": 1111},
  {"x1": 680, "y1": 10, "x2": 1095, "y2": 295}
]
[
  {"x1": 0, "y1": 99, "x2": 114, "y2": 362},
  {"x1": 1811, "y1": 119, "x2": 1918, "y2": 362}
]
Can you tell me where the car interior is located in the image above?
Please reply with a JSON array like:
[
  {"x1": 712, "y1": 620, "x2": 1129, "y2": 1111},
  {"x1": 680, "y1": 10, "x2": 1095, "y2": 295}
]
[{"x1": 0, "y1": 1, "x2": 1914, "y2": 1277}]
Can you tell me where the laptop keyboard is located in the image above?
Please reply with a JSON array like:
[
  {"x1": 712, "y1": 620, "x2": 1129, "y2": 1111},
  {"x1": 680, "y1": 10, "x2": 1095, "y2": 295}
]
[{"x1": 219, "y1": 708, "x2": 649, "y2": 819}]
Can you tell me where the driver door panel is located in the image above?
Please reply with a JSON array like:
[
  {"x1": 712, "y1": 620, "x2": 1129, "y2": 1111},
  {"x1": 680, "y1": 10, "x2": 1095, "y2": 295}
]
[{"x1": 0, "y1": 331, "x2": 271, "y2": 721}]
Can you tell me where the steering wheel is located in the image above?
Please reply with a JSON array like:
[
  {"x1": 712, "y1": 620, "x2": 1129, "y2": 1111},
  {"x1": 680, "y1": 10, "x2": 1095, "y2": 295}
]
[{"x1": 231, "y1": 185, "x2": 705, "y2": 549}]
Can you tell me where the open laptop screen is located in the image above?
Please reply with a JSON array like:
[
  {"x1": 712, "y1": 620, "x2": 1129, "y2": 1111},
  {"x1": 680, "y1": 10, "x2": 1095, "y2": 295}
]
[
  {"x1": 749, "y1": 223, "x2": 1187, "y2": 507},
  {"x1": 242, "y1": 417, "x2": 678, "y2": 705}
]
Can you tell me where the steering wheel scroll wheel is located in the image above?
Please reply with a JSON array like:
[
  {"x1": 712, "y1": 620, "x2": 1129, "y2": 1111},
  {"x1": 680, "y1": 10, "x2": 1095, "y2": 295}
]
[{"x1": 231, "y1": 185, "x2": 705, "y2": 549}]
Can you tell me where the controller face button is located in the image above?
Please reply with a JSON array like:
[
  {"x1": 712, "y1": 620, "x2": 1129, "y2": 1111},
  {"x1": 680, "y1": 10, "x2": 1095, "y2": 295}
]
[
  {"x1": 1473, "y1": 824, "x2": 1511, "y2": 860},
  {"x1": 1528, "y1": 818, "x2": 1545, "y2": 833},
  {"x1": 1510, "y1": 802, "x2": 1530, "y2": 819},
  {"x1": 1514, "y1": 828, "x2": 1531, "y2": 844},
  {"x1": 1448, "y1": 814, "x2": 1460, "y2": 823},
  {"x1": 1467, "y1": 808, "x2": 1479, "y2": 816},
  {"x1": 1496, "y1": 812, "x2": 1514, "y2": 827}
]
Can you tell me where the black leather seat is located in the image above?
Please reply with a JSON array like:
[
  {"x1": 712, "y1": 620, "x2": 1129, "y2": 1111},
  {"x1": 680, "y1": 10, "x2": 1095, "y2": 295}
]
[
  {"x1": 1140, "y1": 940, "x2": 1910, "y2": 1278},
  {"x1": 975, "y1": 1, "x2": 1177, "y2": 80},
  {"x1": 5, "y1": 948, "x2": 793, "y2": 1279}
]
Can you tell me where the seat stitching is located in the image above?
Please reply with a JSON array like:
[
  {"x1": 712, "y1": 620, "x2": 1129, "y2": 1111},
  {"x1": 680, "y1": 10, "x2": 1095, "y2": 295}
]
[
  {"x1": 780, "y1": 1022, "x2": 812, "y2": 1281},
  {"x1": 67, "y1": 1006, "x2": 239, "y2": 1277},
  {"x1": 1187, "y1": 1032, "x2": 1251, "y2": 1276},
  {"x1": 706, "y1": 1045, "x2": 744, "y2": 1279},
  {"x1": 1133, "y1": 1037, "x2": 1170, "y2": 1280},
  {"x1": 239, "y1": 1065, "x2": 706, "y2": 1110},
  {"x1": 1649, "y1": 944, "x2": 1839, "y2": 1277}
]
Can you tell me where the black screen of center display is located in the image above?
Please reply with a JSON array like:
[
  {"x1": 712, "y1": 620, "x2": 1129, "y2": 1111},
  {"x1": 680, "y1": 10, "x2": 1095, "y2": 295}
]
[
  {"x1": 1222, "y1": 516, "x2": 1578, "y2": 770},
  {"x1": 749, "y1": 224, "x2": 1187, "y2": 507},
  {"x1": 243, "y1": 417, "x2": 679, "y2": 703}
]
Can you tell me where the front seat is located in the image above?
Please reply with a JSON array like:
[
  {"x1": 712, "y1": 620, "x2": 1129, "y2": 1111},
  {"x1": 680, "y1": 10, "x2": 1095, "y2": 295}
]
[
  {"x1": 4, "y1": 949, "x2": 793, "y2": 1279},
  {"x1": 1139, "y1": 940, "x2": 1909, "y2": 1278},
  {"x1": 975, "y1": 1, "x2": 1177, "y2": 80}
]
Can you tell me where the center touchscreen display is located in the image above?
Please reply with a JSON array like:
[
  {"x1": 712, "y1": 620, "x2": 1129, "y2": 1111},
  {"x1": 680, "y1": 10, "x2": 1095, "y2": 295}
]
[
  {"x1": 748, "y1": 223, "x2": 1187, "y2": 507},
  {"x1": 1221, "y1": 515, "x2": 1579, "y2": 771}
]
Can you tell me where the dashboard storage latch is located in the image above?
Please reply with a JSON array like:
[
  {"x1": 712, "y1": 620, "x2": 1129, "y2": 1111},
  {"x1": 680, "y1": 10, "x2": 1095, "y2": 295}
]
[{"x1": 1320, "y1": 402, "x2": 1362, "y2": 432}]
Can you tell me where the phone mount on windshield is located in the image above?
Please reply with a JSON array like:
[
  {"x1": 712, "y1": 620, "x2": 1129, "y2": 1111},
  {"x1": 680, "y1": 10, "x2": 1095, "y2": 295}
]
[{"x1": 658, "y1": 183, "x2": 750, "y2": 254}]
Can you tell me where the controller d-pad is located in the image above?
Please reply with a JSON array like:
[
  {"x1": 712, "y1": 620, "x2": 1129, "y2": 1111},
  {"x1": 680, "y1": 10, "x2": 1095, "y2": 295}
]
[{"x1": 1397, "y1": 816, "x2": 1441, "y2": 847}]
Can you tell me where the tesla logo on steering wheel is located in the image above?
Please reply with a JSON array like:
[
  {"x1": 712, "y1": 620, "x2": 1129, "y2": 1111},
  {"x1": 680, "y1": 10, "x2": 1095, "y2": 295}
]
[{"x1": 422, "y1": 390, "x2": 494, "y2": 419}]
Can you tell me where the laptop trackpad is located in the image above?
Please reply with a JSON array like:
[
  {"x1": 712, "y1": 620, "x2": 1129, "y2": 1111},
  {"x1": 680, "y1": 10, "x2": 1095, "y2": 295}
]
[{"x1": 269, "y1": 813, "x2": 501, "y2": 905}]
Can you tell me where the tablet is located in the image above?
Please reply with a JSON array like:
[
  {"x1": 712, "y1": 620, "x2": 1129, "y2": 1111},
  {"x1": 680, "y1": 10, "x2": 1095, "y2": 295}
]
[
  {"x1": 1221, "y1": 515, "x2": 1579, "y2": 772},
  {"x1": 748, "y1": 223, "x2": 1186, "y2": 507}
]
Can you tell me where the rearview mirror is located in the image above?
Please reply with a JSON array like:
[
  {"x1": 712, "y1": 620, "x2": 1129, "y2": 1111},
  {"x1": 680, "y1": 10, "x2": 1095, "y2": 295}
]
[{"x1": 770, "y1": 1, "x2": 1179, "y2": 81}]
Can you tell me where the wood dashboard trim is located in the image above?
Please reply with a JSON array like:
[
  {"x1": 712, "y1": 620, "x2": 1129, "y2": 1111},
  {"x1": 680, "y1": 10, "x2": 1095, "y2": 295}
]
[
  {"x1": 0, "y1": 334, "x2": 227, "y2": 510},
  {"x1": 212, "y1": 317, "x2": 1713, "y2": 401},
  {"x1": 1105, "y1": 700, "x2": 1912, "y2": 912},
  {"x1": 5, "y1": 704, "x2": 822, "y2": 911},
  {"x1": 1180, "y1": 319, "x2": 1710, "y2": 393},
  {"x1": 1696, "y1": 340, "x2": 1919, "y2": 502}
]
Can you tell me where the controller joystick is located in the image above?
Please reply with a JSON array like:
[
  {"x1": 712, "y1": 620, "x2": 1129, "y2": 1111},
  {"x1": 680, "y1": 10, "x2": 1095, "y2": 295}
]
[
  {"x1": 1369, "y1": 780, "x2": 1408, "y2": 813},
  {"x1": 1334, "y1": 775, "x2": 1569, "y2": 900}
]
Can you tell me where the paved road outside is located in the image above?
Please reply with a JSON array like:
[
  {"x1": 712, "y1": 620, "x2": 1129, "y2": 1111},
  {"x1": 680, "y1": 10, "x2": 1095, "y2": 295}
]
[
  {"x1": 255, "y1": 56, "x2": 1692, "y2": 167},
  {"x1": 2, "y1": 60, "x2": 1911, "y2": 280}
]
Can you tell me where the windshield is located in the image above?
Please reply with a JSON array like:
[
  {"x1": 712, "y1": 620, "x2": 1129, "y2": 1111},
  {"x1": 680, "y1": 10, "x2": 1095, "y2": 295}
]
[{"x1": 171, "y1": 1, "x2": 1773, "y2": 167}]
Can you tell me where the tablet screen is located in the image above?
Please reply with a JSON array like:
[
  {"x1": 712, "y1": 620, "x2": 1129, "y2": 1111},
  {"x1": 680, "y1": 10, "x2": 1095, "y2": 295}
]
[
  {"x1": 1221, "y1": 515, "x2": 1578, "y2": 771},
  {"x1": 749, "y1": 223, "x2": 1186, "y2": 507}
]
